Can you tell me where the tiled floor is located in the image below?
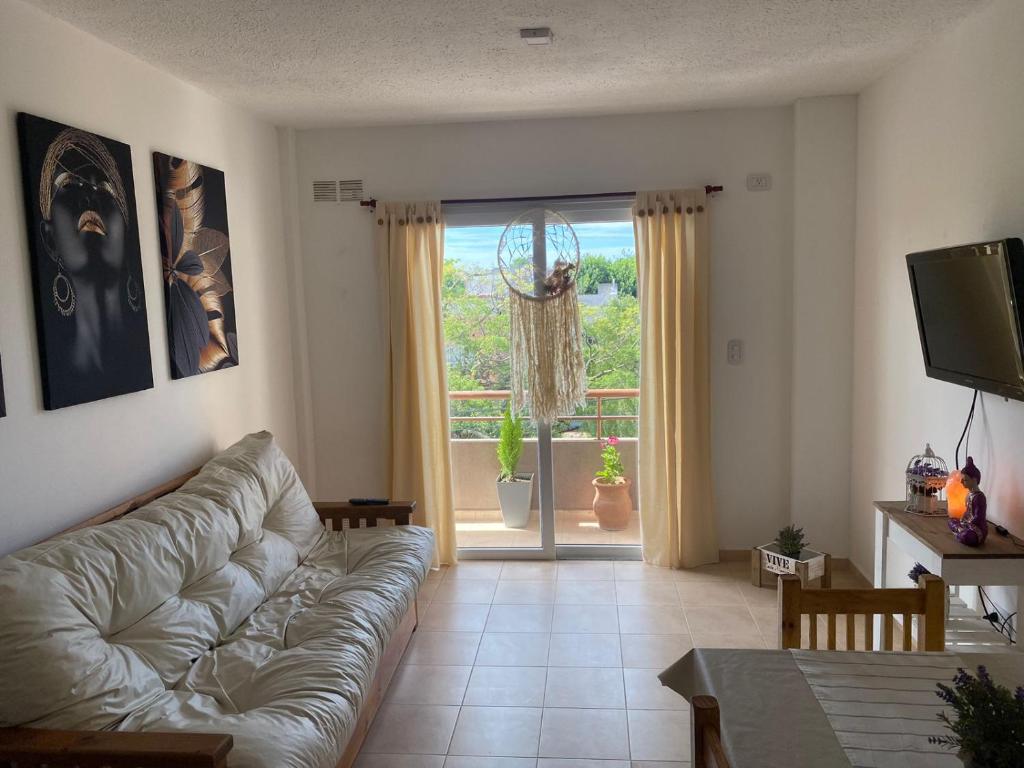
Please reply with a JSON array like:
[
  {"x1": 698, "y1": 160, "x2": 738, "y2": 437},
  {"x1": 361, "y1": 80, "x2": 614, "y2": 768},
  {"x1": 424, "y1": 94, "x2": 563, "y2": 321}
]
[
  {"x1": 356, "y1": 558, "x2": 868, "y2": 767},
  {"x1": 454, "y1": 508, "x2": 642, "y2": 549}
]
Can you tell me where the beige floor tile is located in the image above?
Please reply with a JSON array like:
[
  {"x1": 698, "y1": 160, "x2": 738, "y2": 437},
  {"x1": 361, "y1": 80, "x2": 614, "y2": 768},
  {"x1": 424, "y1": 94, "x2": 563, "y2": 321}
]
[
  {"x1": 548, "y1": 633, "x2": 622, "y2": 667},
  {"x1": 545, "y1": 667, "x2": 626, "y2": 708},
  {"x1": 673, "y1": 561, "x2": 747, "y2": 582},
  {"x1": 486, "y1": 604, "x2": 554, "y2": 633},
  {"x1": 446, "y1": 561, "x2": 505, "y2": 580},
  {"x1": 682, "y1": 606, "x2": 758, "y2": 636},
  {"x1": 623, "y1": 669, "x2": 689, "y2": 710},
  {"x1": 691, "y1": 631, "x2": 766, "y2": 649},
  {"x1": 539, "y1": 708, "x2": 629, "y2": 760},
  {"x1": 675, "y1": 581, "x2": 745, "y2": 607},
  {"x1": 421, "y1": 603, "x2": 491, "y2": 632},
  {"x1": 539, "y1": 760, "x2": 629, "y2": 768},
  {"x1": 615, "y1": 581, "x2": 681, "y2": 606},
  {"x1": 748, "y1": 604, "x2": 779, "y2": 637},
  {"x1": 402, "y1": 631, "x2": 482, "y2": 666},
  {"x1": 475, "y1": 632, "x2": 551, "y2": 667},
  {"x1": 500, "y1": 561, "x2": 558, "y2": 581},
  {"x1": 613, "y1": 562, "x2": 676, "y2": 582},
  {"x1": 362, "y1": 703, "x2": 460, "y2": 755},
  {"x1": 556, "y1": 579, "x2": 617, "y2": 605},
  {"x1": 464, "y1": 666, "x2": 547, "y2": 707},
  {"x1": 355, "y1": 755, "x2": 446, "y2": 768},
  {"x1": 494, "y1": 580, "x2": 557, "y2": 605},
  {"x1": 418, "y1": 580, "x2": 441, "y2": 601},
  {"x1": 552, "y1": 604, "x2": 620, "y2": 634},
  {"x1": 557, "y1": 562, "x2": 616, "y2": 581},
  {"x1": 434, "y1": 579, "x2": 498, "y2": 604},
  {"x1": 620, "y1": 634, "x2": 693, "y2": 669},
  {"x1": 448, "y1": 706, "x2": 542, "y2": 758},
  {"x1": 627, "y1": 710, "x2": 690, "y2": 762},
  {"x1": 630, "y1": 763, "x2": 689, "y2": 768},
  {"x1": 386, "y1": 664, "x2": 472, "y2": 706},
  {"x1": 737, "y1": 580, "x2": 779, "y2": 608},
  {"x1": 445, "y1": 758, "x2": 537, "y2": 768},
  {"x1": 618, "y1": 605, "x2": 688, "y2": 635}
]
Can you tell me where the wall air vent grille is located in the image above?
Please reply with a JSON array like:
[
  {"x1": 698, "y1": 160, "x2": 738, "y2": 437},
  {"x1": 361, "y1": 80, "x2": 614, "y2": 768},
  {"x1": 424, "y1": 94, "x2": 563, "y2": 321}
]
[{"x1": 313, "y1": 179, "x2": 364, "y2": 203}]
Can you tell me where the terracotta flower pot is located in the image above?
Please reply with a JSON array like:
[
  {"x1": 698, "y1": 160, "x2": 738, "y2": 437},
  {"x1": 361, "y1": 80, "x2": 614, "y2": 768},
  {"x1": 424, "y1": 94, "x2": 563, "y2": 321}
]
[{"x1": 592, "y1": 478, "x2": 632, "y2": 531}]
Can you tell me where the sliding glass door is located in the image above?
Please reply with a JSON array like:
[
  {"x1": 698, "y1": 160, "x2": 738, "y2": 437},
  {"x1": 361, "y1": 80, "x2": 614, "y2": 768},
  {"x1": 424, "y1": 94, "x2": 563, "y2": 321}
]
[{"x1": 442, "y1": 198, "x2": 640, "y2": 560}]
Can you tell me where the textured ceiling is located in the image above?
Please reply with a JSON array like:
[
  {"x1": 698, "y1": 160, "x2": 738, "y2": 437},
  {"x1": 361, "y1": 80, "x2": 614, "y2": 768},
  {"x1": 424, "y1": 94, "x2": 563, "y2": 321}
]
[{"x1": 25, "y1": 0, "x2": 987, "y2": 127}]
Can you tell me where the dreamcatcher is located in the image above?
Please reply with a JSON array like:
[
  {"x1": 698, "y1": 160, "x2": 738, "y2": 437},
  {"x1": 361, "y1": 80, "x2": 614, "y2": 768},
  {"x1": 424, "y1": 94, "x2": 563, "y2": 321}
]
[{"x1": 497, "y1": 209, "x2": 587, "y2": 423}]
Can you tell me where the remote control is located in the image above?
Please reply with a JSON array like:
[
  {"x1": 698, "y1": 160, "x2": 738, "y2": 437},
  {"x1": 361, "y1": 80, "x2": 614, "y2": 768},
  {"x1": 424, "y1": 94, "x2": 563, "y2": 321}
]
[{"x1": 349, "y1": 498, "x2": 390, "y2": 506}]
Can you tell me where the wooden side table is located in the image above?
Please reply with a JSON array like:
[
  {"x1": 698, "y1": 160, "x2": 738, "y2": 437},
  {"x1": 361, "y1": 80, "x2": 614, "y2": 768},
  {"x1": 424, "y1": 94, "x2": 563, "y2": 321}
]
[
  {"x1": 314, "y1": 500, "x2": 417, "y2": 531},
  {"x1": 874, "y1": 500, "x2": 1024, "y2": 649}
]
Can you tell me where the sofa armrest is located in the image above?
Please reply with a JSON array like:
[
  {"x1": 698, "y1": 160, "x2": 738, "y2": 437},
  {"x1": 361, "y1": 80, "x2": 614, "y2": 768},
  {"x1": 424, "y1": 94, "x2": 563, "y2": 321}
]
[
  {"x1": 0, "y1": 727, "x2": 232, "y2": 768},
  {"x1": 314, "y1": 500, "x2": 417, "y2": 529}
]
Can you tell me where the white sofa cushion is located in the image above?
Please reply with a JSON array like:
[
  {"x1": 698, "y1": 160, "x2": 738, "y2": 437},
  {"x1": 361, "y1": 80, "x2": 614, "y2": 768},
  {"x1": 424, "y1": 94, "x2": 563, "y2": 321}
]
[{"x1": 0, "y1": 431, "x2": 434, "y2": 768}]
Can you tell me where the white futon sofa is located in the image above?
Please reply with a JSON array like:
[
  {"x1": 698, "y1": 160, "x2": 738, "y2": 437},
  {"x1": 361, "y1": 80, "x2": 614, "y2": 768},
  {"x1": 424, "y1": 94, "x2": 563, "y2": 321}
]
[{"x1": 0, "y1": 431, "x2": 434, "y2": 768}]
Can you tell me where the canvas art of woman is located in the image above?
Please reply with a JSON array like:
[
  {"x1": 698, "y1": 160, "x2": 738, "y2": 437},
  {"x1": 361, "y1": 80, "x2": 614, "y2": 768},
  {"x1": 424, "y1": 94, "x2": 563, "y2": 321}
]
[
  {"x1": 18, "y1": 113, "x2": 152, "y2": 409},
  {"x1": 948, "y1": 456, "x2": 988, "y2": 546}
]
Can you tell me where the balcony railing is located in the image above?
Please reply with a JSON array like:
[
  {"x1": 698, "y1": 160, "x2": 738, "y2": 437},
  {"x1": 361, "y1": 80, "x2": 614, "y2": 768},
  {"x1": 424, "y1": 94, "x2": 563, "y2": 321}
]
[{"x1": 449, "y1": 388, "x2": 639, "y2": 439}]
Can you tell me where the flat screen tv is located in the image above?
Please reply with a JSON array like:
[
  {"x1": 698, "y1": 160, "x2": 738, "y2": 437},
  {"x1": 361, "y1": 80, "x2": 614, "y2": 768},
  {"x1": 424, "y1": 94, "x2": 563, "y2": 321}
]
[{"x1": 907, "y1": 238, "x2": 1024, "y2": 400}]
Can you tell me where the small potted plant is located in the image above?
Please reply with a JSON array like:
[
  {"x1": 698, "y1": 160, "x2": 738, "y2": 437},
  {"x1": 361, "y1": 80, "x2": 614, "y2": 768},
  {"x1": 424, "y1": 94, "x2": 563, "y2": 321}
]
[
  {"x1": 496, "y1": 406, "x2": 533, "y2": 529},
  {"x1": 752, "y1": 524, "x2": 830, "y2": 588},
  {"x1": 592, "y1": 436, "x2": 630, "y2": 531},
  {"x1": 930, "y1": 665, "x2": 1024, "y2": 767}
]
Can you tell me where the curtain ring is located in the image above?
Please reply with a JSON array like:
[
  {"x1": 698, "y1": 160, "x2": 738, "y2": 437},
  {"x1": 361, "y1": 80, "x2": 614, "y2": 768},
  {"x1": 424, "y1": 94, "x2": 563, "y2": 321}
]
[
  {"x1": 696, "y1": 205, "x2": 704, "y2": 213},
  {"x1": 646, "y1": 208, "x2": 654, "y2": 216},
  {"x1": 416, "y1": 216, "x2": 424, "y2": 223},
  {"x1": 398, "y1": 219, "x2": 406, "y2": 225},
  {"x1": 637, "y1": 209, "x2": 646, "y2": 218},
  {"x1": 377, "y1": 218, "x2": 384, "y2": 225},
  {"x1": 661, "y1": 205, "x2": 669, "y2": 214},
  {"x1": 686, "y1": 206, "x2": 693, "y2": 214},
  {"x1": 675, "y1": 206, "x2": 682, "y2": 214},
  {"x1": 426, "y1": 215, "x2": 433, "y2": 223}
]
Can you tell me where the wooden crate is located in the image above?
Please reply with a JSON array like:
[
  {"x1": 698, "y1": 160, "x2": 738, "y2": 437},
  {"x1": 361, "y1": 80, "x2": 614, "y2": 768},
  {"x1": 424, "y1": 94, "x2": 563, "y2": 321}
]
[{"x1": 751, "y1": 544, "x2": 831, "y2": 589}]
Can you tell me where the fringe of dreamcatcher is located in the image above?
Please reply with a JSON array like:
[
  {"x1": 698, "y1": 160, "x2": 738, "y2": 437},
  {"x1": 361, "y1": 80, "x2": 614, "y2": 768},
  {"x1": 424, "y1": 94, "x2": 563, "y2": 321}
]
[{"x1": 509, "y1": 286, "x2": 588, "y2": 423}]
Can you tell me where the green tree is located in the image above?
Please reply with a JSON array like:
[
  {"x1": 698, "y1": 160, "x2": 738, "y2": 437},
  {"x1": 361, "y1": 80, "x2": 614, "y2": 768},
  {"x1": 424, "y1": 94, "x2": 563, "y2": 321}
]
[{"x1": 443, "y1": 255, "x2": 639, "y2": 439}]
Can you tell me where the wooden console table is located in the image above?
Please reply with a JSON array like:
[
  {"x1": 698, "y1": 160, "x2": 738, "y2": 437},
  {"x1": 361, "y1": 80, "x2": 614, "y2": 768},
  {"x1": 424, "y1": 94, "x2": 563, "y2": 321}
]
[{"x1": 874, "y1": 500, "x2": 1024, "y2": 649}]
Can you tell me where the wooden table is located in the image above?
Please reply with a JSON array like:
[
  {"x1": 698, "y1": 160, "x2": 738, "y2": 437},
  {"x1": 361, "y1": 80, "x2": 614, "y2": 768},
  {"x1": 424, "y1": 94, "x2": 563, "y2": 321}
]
[{"x1": 874, "y1": 500, "x2": 1024, "y2": 648}]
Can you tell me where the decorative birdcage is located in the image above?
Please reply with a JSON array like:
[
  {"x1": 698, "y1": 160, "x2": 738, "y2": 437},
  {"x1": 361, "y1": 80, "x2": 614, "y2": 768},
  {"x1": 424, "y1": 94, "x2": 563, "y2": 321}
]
[{"x1": 905, "y1": 443, "x2": 949, "y2": 514}]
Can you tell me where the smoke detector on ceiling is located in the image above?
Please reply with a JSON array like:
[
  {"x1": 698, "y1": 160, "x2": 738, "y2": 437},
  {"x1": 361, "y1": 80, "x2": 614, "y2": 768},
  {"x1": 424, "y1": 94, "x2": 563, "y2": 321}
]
[{"x1": 520, "y1": 27, "x2": 553, "y2": 45}]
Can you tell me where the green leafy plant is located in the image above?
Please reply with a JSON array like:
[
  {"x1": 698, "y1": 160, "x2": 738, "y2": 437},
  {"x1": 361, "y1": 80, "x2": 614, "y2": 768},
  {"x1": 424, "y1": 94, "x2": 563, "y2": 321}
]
[
  {"x1": 930, "y1": 666, "x2": 1024, "y2": 767},
  {"x1": 497, "y1": 406, "x2": 524, "y2": 482},
  {"x1": 595, "y1": 436, "x2": 626, "y2": 483},
  {"x1": 774, "y1": 524, "x2": 806, "y2": 559}
]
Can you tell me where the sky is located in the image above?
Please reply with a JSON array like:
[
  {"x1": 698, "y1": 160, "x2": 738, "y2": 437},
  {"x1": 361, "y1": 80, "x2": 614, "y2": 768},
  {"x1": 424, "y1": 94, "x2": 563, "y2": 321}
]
[{"x1": 445, "y1": 221, "x2": 635, "y2": 266}]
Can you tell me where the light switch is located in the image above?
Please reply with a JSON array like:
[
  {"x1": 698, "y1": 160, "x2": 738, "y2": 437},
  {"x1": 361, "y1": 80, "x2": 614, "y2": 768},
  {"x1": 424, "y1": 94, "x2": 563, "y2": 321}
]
[
  {"x1": 746, "y1": 173, "x2": 772, "y2": 191},
  {"x1": 727, "y1": 339, "x2": 744, "y2": 365}
]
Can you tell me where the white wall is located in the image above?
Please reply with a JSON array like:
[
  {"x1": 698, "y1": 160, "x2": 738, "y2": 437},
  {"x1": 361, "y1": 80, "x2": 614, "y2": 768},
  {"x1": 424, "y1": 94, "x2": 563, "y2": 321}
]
[
  {"x1": 0, "y1": 0, "x2": 301, "y2": 553},
  {"x1": 791, "y1": 97, "x2": 857, "y2": 556},
  {"x1": 292, "y1": 107, "x2": 810, "y2": 550},
  {"x1": 852, "y1": 0, "x2": 1024, "y2": 613}
]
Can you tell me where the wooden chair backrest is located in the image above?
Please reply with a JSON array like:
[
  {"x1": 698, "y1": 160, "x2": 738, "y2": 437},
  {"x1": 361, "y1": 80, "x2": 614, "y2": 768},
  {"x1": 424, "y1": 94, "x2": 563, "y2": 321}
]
[
  {"x1": 778, "y1": 574, "x2": 946, "y2": 652},
  {"x1": 692, "y1": 695, "x2": 731, "y2": 768}
]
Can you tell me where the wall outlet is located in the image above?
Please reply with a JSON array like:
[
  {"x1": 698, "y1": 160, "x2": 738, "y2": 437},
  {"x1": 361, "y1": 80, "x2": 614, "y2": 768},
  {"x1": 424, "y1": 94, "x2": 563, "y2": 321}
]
[
  {"x1": 746, "y1": 173, "x2": 772, "y2": 191},
  {"x1": 727, "y1": 339, "x2": 744, "y2": 365}
]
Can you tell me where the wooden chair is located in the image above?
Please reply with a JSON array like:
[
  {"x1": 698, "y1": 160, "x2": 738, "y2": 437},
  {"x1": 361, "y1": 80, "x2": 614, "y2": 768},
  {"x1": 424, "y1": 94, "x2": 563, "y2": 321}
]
[
  {"x1": 692, "y1": 696, "x2": 732, "y2": 768},
  {"x1": 778, "y1": 573, "x2": 946, "y2": 651}
]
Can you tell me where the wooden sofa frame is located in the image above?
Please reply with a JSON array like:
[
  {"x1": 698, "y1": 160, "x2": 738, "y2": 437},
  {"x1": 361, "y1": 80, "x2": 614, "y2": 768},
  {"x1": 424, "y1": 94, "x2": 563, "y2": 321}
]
[{"x1": 0, "y1": 470, "x2": 420, "y2": 768}]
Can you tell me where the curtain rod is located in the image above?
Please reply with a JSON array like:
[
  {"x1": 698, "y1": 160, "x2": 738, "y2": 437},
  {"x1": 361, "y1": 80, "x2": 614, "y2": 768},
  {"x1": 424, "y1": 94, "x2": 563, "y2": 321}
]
[{"x1": 358, "y1": 185, "x2": 723, "y2": 210}]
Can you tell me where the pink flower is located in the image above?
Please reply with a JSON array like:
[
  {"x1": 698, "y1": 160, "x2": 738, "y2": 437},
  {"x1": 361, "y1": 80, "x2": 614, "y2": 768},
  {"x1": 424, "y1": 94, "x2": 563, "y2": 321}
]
[{"x1": 607, "y1": 436, "x2": 619, "y2": 445}]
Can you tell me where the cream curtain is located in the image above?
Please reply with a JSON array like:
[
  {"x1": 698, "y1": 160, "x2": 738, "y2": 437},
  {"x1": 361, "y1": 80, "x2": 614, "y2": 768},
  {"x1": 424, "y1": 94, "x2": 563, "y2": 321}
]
[
  {"x1": 634, "y1": 190, "x2": 718, "y2": 568},
  {"x1": 377, "y1": 202, "x2": 457, "y2": 566}
]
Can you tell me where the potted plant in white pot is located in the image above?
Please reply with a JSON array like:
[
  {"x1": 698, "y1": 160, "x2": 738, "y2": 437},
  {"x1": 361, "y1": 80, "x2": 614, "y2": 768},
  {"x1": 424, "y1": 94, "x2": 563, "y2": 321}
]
[
  {"x1": 592, "y1": 436, "x2": 631, "y2": 531},
  {"x1": 496, "y1": 406, "x2": 533, "y2": 529}
]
